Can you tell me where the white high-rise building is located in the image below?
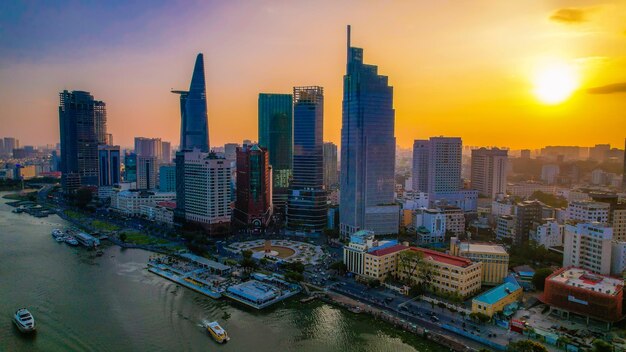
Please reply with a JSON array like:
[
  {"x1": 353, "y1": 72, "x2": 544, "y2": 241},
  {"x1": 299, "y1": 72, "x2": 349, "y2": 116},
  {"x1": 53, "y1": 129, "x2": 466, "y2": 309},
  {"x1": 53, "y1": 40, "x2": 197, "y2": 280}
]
[
  {"x1": 181, "y1": 150, "x2": 232, "y2": 228},
  {"x1": 566, "y1": 201, "x2": 610, "y2": 223},
  {"x1": 470, "y1": 147, "x2": 508, "y2": 199},
  {"x1": 541, "y1": 164, "x2": 559, "y2": 185},
  {"x1": 531, "y1": 219, "x2": 564, "y2": 248},
  {"x1": 563, "y1": 222, "x2": 613, "y2": 275}
]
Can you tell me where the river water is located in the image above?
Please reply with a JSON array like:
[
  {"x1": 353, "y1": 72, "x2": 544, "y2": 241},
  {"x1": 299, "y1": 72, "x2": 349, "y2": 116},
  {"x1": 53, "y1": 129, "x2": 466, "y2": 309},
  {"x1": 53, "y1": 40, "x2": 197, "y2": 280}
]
[{"x1": 0, "y1": 194, "x2": 445, "y2": 352}]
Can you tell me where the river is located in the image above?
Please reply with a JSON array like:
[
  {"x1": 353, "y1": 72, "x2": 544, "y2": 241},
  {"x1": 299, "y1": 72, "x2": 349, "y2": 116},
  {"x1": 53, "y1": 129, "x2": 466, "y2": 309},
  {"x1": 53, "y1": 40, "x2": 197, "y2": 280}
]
[{"x1": 0, "y1": 193, "x2": 446, "y2": 352}]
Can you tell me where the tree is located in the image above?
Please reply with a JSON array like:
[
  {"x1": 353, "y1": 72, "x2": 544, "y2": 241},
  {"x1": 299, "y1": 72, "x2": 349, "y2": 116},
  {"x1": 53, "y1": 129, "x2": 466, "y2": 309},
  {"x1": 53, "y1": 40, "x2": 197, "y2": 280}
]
[
  {"x1": 508, "y1": 340, "x2": 548, "y2": 352},
  {"x1": 119, "y1": 232, "x2": 127, "y2": 242},
  {"x1": 367, "y1": 278, "x2": 381, "y2": 288},
  {"x1": 329, "y1": 261, "x2": 347, "y2": 274},
  {"x1": 75, "y1": 187, "x2": 93, "y2": 208},
  {"x1": 397, "y1": 250, "x2": 432, "y2": 292},
  {"x1": 285, "y1": 271, "x2": 304, "y2": 282},
  {"x1": 469, "y1": 312, "x2": 491, "y2": 324},
  {"x1": 241, "y1": 249, "x2": 253, "y2": 259},
  {"x1": 532, "y1": 268, "x2": 553, "y2": 291},
  {"x1": 592, "y1": 339, "x2": 613, "y2": 352}
]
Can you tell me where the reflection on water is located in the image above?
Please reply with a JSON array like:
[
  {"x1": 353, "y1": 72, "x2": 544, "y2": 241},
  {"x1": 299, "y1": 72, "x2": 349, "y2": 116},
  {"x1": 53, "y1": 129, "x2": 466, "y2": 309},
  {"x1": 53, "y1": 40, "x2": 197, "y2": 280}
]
[{"x1": 0, "y1": 194, "x2": 445, "y2": 352}]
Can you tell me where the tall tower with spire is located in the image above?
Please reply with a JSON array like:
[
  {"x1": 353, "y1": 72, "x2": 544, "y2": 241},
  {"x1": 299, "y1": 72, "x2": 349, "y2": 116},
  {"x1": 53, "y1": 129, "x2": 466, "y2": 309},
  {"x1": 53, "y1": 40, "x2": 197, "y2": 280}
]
[
  {"x1": 339, "y1": 25, "x2": 399, "y2": 237},
  {"x1": 172, "y1": 53, "x2": 209, "y2": 152}
]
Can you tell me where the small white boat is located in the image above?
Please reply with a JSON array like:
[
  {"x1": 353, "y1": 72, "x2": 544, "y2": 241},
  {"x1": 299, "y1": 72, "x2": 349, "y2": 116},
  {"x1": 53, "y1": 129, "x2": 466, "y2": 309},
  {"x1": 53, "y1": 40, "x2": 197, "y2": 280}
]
[
  {"x1": 13, "y1": 308, "x2": 36, "y2": 333},
  {"x1": 207, "y1": 321, "x2": 229, "y2": 344},
  {"x1": 55, "y1": 236, "x2": 66, "y2": 242},
  {"x1": 65, "y1": 236, "x2": 79, "y2": 246}
]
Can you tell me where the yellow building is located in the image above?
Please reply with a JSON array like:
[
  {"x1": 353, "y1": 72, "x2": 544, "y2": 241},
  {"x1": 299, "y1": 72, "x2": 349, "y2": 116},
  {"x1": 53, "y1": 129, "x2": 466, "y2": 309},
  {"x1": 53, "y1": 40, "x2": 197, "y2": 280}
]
[
  {"x1": 397, "y1": 247, "x2": 482, "y2": 298},
  {"x1": 450, "y1": 237, "x2": 509, "y2": 286},
  {"x1": 613, "y1": 208, "x2": 626, "y2": 242},
  {"x1": 363, "y1": 244, "x2": 408, "y2": 280},
  {"x1": 471, "y1": 281, "x2": 522, "y2": 317}
]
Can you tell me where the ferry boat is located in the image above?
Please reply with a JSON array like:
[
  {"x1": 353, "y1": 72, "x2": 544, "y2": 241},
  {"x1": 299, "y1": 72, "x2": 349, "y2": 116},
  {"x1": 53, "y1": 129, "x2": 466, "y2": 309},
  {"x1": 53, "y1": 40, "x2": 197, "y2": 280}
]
[
  {"x1": 13, "y1": 308, "x2": 36, "y2": 333},
  {"x1": 207, "y1": 321, "x2": 229, "y2": 344},
  {"x1": 65, "y1": 236, "x2": 79, "y2": 246}
]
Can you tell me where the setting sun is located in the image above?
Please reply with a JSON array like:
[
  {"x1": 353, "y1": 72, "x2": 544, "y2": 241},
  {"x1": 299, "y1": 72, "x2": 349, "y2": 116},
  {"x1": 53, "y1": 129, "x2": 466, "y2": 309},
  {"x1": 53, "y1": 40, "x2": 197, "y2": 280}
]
[{"x1": 533, "y1": 63, "x2": 579, "y2": 105}]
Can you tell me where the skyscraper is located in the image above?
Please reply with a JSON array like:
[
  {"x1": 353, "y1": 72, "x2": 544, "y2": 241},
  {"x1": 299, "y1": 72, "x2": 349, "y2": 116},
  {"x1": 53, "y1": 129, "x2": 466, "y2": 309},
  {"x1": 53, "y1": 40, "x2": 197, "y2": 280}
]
[
  {"x1": 623, "y1": 138, "x2": 626, "y2": 191},
  {"x1": 59, "y1": 90, "x2": 107, "y2": 192},
  {"x1": 124, "y1": 153, "x2": 137, "y2": 182},
  {"x1": 134, "y1": 137, "x2": 162, "y2": 158},
  {"x1": 323, "y1": 142, "x2": 338, "y2": 189},
  {"x1": 470, "y1": 147, "x2": 508, "y2": 199},
  {"x1": 412, "y1": 140, "x2": 430, "y2": 192},
  {"x1": 172, "y1": 53, "x2": 209, "y2": 152},
  {"x1": 137, "y1": 156, "x2": 157, "y2": 190},
  {"x1": 177, "y1": 150, "x2": 231, "y2": 235},
  {"x1": 427, "y1": 137, "x2": 462, "y2": 195},
  {"x1": 286, "y1": 86, "x2": 327, "y2": 234},
  {"x1": 340, "y1": 25, "x2": 398, "y2": 237},
  {"x1": 161, "y1": 141, "x2": 171, "y2": 163},
  {"x1": 258, "y1": 93, "x2": 293, "y2": 212},
  {"x1": 234, "y1": 144, "x2": 273, "y2": 229},
  {"x1": 97, "y1": 145, "x2": 121, "y2": 198}
]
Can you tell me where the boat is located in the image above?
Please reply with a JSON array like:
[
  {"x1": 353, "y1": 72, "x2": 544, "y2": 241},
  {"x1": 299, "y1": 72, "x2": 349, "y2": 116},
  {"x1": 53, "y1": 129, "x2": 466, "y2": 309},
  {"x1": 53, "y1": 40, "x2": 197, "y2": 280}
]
[
  {"x1": 55, "y1": 236, "x2": 66, "y2": 242},
  {"x1": 96, "y1": 249, "x2": 104, "y2": 257},
  {"x1": 52, "y1": 229, "x2": 64, "y2": 239},
  {"x1": 65, "y1": 236, "x2": 79, "y2": 246},
  {"x1": 207, "y1": 321, "x2": 229, "y2": 344},
  {"x1": 13, "y1": 308, "x2": 36, "y2": 333}
]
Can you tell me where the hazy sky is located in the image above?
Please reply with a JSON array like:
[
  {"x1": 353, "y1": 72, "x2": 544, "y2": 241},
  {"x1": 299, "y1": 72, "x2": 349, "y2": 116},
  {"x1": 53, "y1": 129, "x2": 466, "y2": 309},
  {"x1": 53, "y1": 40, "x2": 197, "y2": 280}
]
[{"x1": 0, "y1": 0, "x2": 625, "y2": 150}]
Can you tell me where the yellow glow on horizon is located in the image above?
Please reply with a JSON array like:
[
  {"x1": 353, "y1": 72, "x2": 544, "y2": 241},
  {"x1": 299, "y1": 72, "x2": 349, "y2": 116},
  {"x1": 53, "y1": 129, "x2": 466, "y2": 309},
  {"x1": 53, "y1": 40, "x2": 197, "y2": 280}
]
[{"x1": 532, "y1": 62, "x2": 579, "y2": 105}]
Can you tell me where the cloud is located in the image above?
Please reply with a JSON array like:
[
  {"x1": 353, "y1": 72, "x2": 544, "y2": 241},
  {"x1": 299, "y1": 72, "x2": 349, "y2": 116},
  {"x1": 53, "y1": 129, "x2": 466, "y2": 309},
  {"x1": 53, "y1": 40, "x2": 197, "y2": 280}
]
[
  {"x1": 550, "y1": 8, "x2": 593, "y2": 24},
  {"x1": 587, "y1": 82, "x2": 626, "y2": 94}
]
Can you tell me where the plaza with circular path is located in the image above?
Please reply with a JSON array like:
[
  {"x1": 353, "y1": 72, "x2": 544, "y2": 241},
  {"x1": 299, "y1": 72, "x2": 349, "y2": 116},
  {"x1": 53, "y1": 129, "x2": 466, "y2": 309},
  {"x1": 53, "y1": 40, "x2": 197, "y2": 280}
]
[{"x1": 227, "y1": 239, "x2": 324, "y2": 265}]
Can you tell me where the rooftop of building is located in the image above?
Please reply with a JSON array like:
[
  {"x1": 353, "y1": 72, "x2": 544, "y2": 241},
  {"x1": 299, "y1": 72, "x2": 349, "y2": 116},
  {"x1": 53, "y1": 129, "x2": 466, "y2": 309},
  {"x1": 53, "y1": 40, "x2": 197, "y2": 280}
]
[
  {"x1": 459, "y1": 242, "x2": 508, "y2": 255},
  {"x1": 227, "y1": 280, "x2": 279, "y2": 302},
  {"x1": 180, "y1": 253, "x2": 231, "y2": 271},
  {"x1": 410, "y1": 247, "x2": 474, "y2": 268},
  {"x1": 548, "y1": 267, "x2": 623, "y2": 296},
  {"x1": 157, "y1": 201, "x2": 177, "y2": 209},
  {"x1": 368, "y1": 244, "x2": 407, "y2": 257},
  {"x1": 473, "y1": 281, "x2": 521, "y2": 305}
]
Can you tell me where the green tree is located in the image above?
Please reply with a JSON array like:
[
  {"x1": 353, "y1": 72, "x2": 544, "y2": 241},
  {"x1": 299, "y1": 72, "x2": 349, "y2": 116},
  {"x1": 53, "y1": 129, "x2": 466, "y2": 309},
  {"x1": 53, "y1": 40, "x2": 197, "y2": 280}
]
[
  {"x1": 508, "y1": 340, "x2": 548, "y2": 352},
  {"x1": 119, "y1": 232, "x2": 127, "y2": 242},
  {"x1": 75, "y1": 187, "x2": 93, "y2": 208},
  {"x1": 532, "y1": 268, "x2": 553, "y2": 291},
  {"x1": 329, "y1": 261, "x2": 347, "y2": 274},
  {"x1": 241, "y1": 250, "x2": 253, "y2": 259},
  {"x1": 469, "y1": 312, "x2": 491, "y2": 324},
  {"x1": 592, "y1": 339, "x2": 613, "y2": 352},
  {"x1": 397, "y1": 250, "x2": 432, "y2": 292}
]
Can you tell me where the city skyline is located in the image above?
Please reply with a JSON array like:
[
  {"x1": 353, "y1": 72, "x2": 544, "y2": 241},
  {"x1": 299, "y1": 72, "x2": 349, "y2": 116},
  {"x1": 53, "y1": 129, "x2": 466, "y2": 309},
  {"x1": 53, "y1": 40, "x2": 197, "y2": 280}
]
[{"x1": 1, "y1": 1, "x2": 625, "y2": 149}]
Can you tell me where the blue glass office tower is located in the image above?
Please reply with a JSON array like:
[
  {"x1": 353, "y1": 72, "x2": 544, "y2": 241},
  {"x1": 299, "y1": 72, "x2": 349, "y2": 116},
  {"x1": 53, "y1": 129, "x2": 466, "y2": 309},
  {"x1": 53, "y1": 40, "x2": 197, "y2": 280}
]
[
  {"x1": 98, "y1": 146, "x2": 120, "y2": 187},
  {"x1": 339, "y1": 26, "x2": 399, "y2": 237},
  {"x1": 59, "y1": 90, "x2": 107, "y2": 192},
  {"x1": 286, "y1": 87, "x2": 327, "y2": 234},
  {"x1": 172, "y1": 53, "x2": 209, "y2": 152},
  {"x1": 258, "y1": 93, "x2": 293, "y2": 212},
  {"x1": 124, "y1": 153, "x2": 137, "y2": 182}
]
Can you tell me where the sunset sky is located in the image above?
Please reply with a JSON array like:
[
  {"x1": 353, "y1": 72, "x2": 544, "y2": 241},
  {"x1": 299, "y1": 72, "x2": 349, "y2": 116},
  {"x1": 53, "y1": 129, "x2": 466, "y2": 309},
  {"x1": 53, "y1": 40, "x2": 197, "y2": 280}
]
[{"x1": 0, "y1": 0, "x2": 625, "y2": 150}]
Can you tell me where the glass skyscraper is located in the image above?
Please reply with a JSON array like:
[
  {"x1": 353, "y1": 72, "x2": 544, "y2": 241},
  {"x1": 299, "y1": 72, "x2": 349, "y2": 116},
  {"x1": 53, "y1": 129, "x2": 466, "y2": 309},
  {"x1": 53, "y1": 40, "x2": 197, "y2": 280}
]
[
  {"x1": 172, "y1": 53, "x2": 209, "y2": 152},
  {"x1": 59, "y1": 90, "x2": 107, "y2": 192},
  {"x1": 286, "y1": 87, "x2": 327, "y2": 234},
  {"x1": 339, "y1": 26, "x2": 399, "y2": 237},
  {"x1": 258, "y1": 93, "x2": 293, "y2": 211}
]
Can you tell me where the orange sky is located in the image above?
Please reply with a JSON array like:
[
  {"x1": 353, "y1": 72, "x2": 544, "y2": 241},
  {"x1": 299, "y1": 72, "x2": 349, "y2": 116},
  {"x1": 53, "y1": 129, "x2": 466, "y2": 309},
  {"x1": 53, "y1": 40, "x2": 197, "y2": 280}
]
[{"x1": 0, "y1": 1, "x2": 625, "y2": 150}]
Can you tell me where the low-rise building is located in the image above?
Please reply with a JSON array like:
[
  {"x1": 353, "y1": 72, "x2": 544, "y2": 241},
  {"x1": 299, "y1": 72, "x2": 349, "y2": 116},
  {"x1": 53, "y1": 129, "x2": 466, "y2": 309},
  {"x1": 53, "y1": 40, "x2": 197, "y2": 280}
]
[
  {"x1": 496, "y1": 215, "x2": 516, "y2": 240},
  {"x1": 472, "y1": 278, "x2": 523, "y2": 317},
  {"x1": 398, "y1": 247, "x2": 482, "y2": 298},
  {"x1": 450, "y1": 237, "x2": 509, "y2": 286},
  {"x1": 542, "y1": 267, "x2": 624, "y2": 324},
  {"x1": 438, "y1": 205, "x2": 465, "y2": 235},
  {"x1": 566, "y1": 201, "x2": 610, "y2": 224},
  {"x1": 414, "y1": 208, "x2": 446, "y2": 244},
  {"x1": 530, "y1": 219, "x2": 564, "y2": 248},
  {"x1": 141, "y1": 201, "x2": 175, "y2": 226},
  {"x1": 110, "y1": 190, "x2": 175, "y2": 216}
]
